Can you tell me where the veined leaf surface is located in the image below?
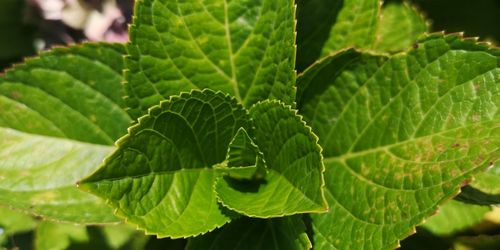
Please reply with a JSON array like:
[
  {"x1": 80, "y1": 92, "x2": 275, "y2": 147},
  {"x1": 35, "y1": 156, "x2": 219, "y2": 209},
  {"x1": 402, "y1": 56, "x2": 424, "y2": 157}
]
[
  {"x1": 0, "y1": 43, "x2": 130, "y2": 223},
  {"x1": 80, "y1": 90, "x2": 250, "y2": 238},
  {"x1": 215, "y1": 101, "x2": 328, "y2": 217},
  {"x1": 125, "y1": 0, "x2": 296, "y2": 119},
  {"x1": 186, "y1": 216, "x2": 311, "y2": 250},
  {"x1": 297, "y1": 34, "x2": 499, "y2": 249}
]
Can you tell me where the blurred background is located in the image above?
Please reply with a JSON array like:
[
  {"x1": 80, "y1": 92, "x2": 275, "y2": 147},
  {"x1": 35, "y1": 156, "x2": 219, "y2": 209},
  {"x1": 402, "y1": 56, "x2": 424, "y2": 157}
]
[{"x1": 1, "y1": 0, "x2": 499, "y2": 71}]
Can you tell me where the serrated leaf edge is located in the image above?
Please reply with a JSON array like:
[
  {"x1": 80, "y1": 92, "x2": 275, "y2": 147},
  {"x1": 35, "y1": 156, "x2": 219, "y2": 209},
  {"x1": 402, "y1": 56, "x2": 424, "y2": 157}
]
[{"x1": 214, "y1": 99, "x2": 329, "y2": 218}]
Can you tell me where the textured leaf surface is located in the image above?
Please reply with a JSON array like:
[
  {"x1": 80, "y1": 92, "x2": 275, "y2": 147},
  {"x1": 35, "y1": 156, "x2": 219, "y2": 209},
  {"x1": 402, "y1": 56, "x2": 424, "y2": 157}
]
[
  {"x1": 297, "y1": 34, "x2": 500, "y2": 249},
  {"x1": 215, "y1": 101, "x2": 327, "y2": 217},
  {"x1": 422, "y1": 200, "x2": 490, "y2": 236},
  {"x1": 296, "y1": 0, "x2": 380, "y2": 71},
  {"x1": 0, "y1": 43, "x2": 130, "y2": 223},
  {"x1": 186, "y1": 216, "x2": 311, "y2": 250},
  {"x1": 125, "y1": 0, "x2": 296, "y2": 119},
  {"x1": 373, "y1": 2, "x2": 428, "y2": 52},
  {"x1": 80, "y1": 90, "x2": 250, "y2": 238}
]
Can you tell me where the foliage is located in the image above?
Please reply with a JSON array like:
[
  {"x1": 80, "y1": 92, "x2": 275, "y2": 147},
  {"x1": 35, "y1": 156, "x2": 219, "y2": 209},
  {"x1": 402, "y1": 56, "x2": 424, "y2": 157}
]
[{"x1": 0, "y1": 0, "x2": 498, "y2": 249}]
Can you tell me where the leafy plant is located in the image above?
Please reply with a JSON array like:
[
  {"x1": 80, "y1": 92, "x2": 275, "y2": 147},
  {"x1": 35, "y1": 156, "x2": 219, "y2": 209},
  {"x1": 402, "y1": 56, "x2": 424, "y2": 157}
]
[{"x1": 0, "y1": 0, "x2": 498, "y2": 249}]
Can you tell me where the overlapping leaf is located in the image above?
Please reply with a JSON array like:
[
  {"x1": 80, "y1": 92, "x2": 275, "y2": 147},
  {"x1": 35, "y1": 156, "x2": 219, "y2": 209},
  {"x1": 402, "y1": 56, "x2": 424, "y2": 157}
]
[
  {"x1": 215, "y1": 101, "x2": 328, "y2": 217},
  {"x1": 297, "y1": 0, "x2": 380, "y2": 71},
  {"x1": 0, "y1": 43, "x2": 130, "y2": 223},
  {"x1": 297, "y1": 34, "x2": 499, "y2": 249},
  {"x1": 80, "y1": 90, "x2": 250, "y2": 238},
  {"x1": 373, "y1": 1, "x2": 429, "y2": 52},
  {"x1": 186, "y1": 216, "x2": 311, "y2": 250},
  {"x1": 456, "y1": 163, "x2": 500, "y2": 205},
  {"x1": 297, "y1": 0, "x2": 429, "y2": 71},
  {"x1": 124, "y1": 0, "x2": 297, "y2": 119},
  {"x1": 422, "y1": 200, "x2": 490, "y2": 236}
]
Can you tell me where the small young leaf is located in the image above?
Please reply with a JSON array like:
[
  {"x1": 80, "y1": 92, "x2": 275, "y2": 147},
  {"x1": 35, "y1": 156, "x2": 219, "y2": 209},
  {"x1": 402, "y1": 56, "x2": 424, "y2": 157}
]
[
  {"x1": 0, "y1": 43, "x2": 130, "y2": 223},
  {"x1": 186, "y1": 216, "x2": 311, "y2": 250},
  {"x1": 80, "y1": 89, "x2": 250, "y2": 238},
  {"x1": 374, "y1": 2, "x2": 429, "y2": 52},
  {"x1": 297, "y1": 34, "x2": 499, "y2": 249},
  {"x1": 215, "y1": 101, "x2": 328, "y2": 218},
  {"x1": 221, "y1": 127, "x2": 266, "y2": 180},
  {"x1": 125, "y1": 0, "x2": 297, "y2": 119}
]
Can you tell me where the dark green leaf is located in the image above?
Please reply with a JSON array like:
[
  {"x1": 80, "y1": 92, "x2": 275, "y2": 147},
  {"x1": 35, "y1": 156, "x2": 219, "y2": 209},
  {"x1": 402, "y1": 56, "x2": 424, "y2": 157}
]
[
  {"x1": 215, "y1": 101, "x2": 328, "y2": 217},
  {"x1": 80, "y1": 89, "x2": 250, "y2": 238},
  {"x1": 186, "y1": 216, "x2": 311, "y2": 250}
]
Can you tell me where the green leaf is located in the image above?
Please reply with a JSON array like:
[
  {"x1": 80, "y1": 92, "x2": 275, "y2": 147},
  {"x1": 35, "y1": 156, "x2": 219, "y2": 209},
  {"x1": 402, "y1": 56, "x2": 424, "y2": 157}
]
[
  {"x1": 296, "y1": 0, "x2": 380, "y2": 71},
  {"x1": 219, "y1": 127, "x2": 267, "y2": 180},
  {"x1": 422, "y1": 200, "x2": 490, "y2": 236},
  {"x1": 0, "y1": 206, "x2": 37, "y2": 245},
  {"x1": 35, "y1": 221, "x2": 89, "y2": 250},
  {"x1": 80, "y1": 89, "x2": 250, "y2": 238},
  {"x1": 468, "y1": 162, "x2": 500, "y2": 198},
  {"x1": 0, "y1": 43, "x2": 130, "y2": 223},
  {"x1": 297, "y1": 0, "x2": 430, "y2": 71},
  {"x1": 373, "y1": 2, "x2": 429, "y2": 52},
  {"x1": 297, "y1": 34, "x2": 500, "y2": 249},
  {"x1": 215, "y1": 101, "x2": 328, "y2": 218},
  {"x1": 124, "y1": 0, "x2": 297, "y2": 119},
  {"x1": 101, "y1": 224, "x2": 138, "y2": 249},
  {"x1": 454, "y1": 159, "x2": 500, "y2": 206},
  {"x1": 186, "y1": 216, "x2": 311, "y2": 250}
]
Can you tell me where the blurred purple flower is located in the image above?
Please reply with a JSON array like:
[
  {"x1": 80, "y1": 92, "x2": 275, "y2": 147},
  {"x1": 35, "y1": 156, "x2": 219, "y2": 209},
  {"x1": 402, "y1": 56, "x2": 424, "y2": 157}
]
[{"x1": 27, "y1": 0, "x2": 133, "y2": 48}]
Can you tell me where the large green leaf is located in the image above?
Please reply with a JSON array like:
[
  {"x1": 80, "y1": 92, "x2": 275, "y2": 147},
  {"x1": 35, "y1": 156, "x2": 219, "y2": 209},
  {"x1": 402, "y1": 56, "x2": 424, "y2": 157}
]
[
  {"x1": 373, "y1": 1, "x2": 429, "y2": 52},
  {"x1": 124, "y1": 0, "x2": 297, "y2": 119},
  {"x1": 215, "y1": 101, "x2": 328, "y2": 217},
  {"x1": 0, "y1": 43, "x2": 130, "y2": 223},
  {"x1": 297, "y1": 34, "x2": 499, "y2": 249},
  {"x1": 186, "y1": 216, "x2": 311, "y2": 250},
  {"x1": 296, "y1": 0, "x2": 380, "y2": 71},
  {"x1": 422, "y1": 200, "x2": 490, "y2": 236},
  {"x1": 80, "y1": 90, "x2": 250, "y2": 238}
]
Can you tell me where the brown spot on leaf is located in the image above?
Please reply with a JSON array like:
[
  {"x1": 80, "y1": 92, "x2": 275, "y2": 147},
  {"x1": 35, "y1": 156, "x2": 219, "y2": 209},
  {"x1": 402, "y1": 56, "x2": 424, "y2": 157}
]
[{"x1": 11, "y1": 91, "x2": 21, "y2": 99}]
